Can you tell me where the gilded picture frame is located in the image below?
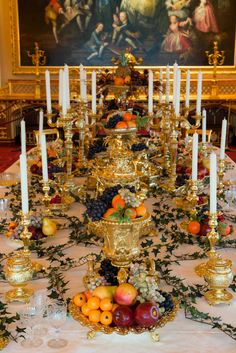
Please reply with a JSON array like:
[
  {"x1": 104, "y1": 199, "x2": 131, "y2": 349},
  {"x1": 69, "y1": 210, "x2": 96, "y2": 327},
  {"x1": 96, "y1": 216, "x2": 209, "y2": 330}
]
[{"x1": 10, "y1": 0, "x2": 236, "y2": 74}]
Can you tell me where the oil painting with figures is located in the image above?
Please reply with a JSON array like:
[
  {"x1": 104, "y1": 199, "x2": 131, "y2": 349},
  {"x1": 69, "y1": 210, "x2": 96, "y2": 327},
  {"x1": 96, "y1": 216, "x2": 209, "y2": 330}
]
[{"x1": 14, "y1": 0, "x2": 236, "y2": 66}]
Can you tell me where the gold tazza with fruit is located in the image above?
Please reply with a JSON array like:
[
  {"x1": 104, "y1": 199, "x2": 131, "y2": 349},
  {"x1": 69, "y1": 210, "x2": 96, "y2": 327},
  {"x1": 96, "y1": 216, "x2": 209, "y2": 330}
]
[{"x1": 69, "y1": 297, "x2": 179, "y2": 340}]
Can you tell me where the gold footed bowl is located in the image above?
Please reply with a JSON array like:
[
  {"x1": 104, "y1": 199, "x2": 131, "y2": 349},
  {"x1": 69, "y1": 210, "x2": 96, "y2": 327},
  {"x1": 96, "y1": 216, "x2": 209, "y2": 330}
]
[
  {"x1": 68, "y1": 297, "x2": 179, "y2": 341},
  {"x1": 88, "y1": 213, "x2": 152, "y2": 267},
  {"x1": 0, "y1": 336, "x2": 9, "y2": 351}
]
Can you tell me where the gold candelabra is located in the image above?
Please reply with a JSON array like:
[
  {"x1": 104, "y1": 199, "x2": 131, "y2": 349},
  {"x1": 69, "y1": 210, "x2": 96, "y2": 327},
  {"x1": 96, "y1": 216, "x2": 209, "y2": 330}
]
[
  {"x1": 42, "y1": 180, "x2": 52, "y2": 216},
  {"x1": 27, "y1": 42, "x2": 46, "y2": 99},
  {"x1": 206, "y1": 41, "x2": 225, "y2": 96},
  {"x1": 186, "y1": 179, "x2": 199, "y2": 218}
]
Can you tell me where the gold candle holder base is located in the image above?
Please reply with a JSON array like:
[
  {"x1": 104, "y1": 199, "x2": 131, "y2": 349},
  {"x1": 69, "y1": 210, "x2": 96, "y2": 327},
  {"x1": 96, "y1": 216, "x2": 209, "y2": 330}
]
[
  {"x1": 195, "y1": 262, "x2": 207, "y2": 277},
  {"x1": 186, "y1": 180, "x2": 198, "y2": 218},
  {"x1": 204, "y1": 256, "x2": 233, "y2": 305},
  {"x1": 42, "y1": 180, "x2": 52, "y2": 216},
  {"x1": 5, "y1": 287, "x2": 34, "y2": 304},
  {"x1": 218, "y1": 158, "x2": 225, "y2": 197}
]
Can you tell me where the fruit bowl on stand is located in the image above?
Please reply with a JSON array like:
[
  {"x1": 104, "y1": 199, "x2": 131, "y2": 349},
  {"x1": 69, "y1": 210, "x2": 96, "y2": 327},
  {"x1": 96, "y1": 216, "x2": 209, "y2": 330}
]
[{"x1": 68, "y1": 297, "x2": 178, "y2": 341}]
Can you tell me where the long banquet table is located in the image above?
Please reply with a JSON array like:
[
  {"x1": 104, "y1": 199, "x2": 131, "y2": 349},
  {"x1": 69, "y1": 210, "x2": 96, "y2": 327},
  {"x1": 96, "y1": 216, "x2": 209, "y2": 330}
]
[{"x1": 0, "y1": 153, "x2": 236, "y2": 353}]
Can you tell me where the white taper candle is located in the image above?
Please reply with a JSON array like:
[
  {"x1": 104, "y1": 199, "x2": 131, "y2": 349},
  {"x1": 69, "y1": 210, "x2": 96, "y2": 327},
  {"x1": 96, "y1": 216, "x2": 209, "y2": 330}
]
[
  {"x1": 185, "y1": 70, "x2": 190, "y2": 107},
  {"x1": 148, "y1": 69, "x2": 153, "y2": 114},
  {"x1": 175, "y1": 69, "x2": 181, "y2": 116},
  {"x1": 41, "y1": 134, "x2": 48, "y2": 182},
  {"x1": 62, "y1": 70, "x2": 67, "y2": 115},
  {"x1": 59, "y1": 69, "x2": 63, "y2": 106},
  {"x1": 39, "y1": 109, "x2": 44, "y2": 146},
  {"x1": 20, "y1": 154, "x2": 29, "y2": 214},
  {"x1": 220, "y1": 119, "x2": 227, "y2": 160},
  {"x1": 21, "y1": 120, "x2": 26, "y2": 155},
  {"x1": 210, "y1": 152, "x2": 217, "y2": 214},
  {"x1": 192, "y1": 132, "x2": 199, "y2": 181},
  {"x1": 165, "y1": 65, "x2": 170, "y2": 103},
  {"x1": 202, "y1": 109, "x2": 207, "y2": 144},
  {"x1": 196, "y1": 71, "x2": 202, "y2": 115},
  {"x1": 92, "y1": 70, "x2": 97, "y2": 114},
  {"x1": 45, "y1": 70, "x2": 52, "y2": 114}
]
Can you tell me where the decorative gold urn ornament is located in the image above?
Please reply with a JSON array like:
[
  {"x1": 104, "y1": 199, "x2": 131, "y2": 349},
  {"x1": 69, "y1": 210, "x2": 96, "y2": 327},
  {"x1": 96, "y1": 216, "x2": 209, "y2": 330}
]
[
  {"x1": 89, "y1": 213, "x2": 151, "y2": 267},
  {"x1": 204, "y1": 256, "x2": 233, "y2": 305},
  {"x1": 5, "y1": 254, "x2": 34, "y2": 303}
]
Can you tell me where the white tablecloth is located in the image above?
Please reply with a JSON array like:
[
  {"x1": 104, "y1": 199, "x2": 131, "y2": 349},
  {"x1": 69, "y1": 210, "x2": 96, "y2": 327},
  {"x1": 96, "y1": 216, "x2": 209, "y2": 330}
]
[{"x1": 0, "y1": 155, "x2": 236, "y2": 353}]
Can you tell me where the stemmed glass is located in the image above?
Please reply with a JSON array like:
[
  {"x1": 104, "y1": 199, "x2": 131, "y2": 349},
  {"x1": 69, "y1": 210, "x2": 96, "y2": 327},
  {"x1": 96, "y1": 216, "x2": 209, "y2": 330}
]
[
  {"x1": 30, "y1": 291, "x2": 48, "y2": 335},
  {"x1": 225, "y1": 186, "x2": 236, "y2": 211},
  {"x1": 47, "y1": 302, "x2": 68, "y2": 349},
  {"x1": 0, "y1": 198, "x2": 10, "y2": 220},
  {"x1": 20, "y1": 304, "x2": 44, "y2": 348}
]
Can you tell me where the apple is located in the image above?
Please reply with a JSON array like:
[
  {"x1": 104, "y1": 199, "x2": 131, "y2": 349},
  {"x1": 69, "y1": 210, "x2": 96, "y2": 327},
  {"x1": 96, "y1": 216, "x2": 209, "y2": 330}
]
[
  {"x1": 199, "y1": 223, "x2": 211, "y2": 236},
  {"x1": 176, "y1": 165, "x2": 183, "y2": 174},
  {"x1": 92, "y1": 285, "x2": 117, "y2": 300},
  {"x1": 134, "y1": 302, "x2": 159, "y2": 327},
  {"x1": 218, "y1": 223, "x2": 232, "y2": 236},
  {"x1": 112, "y1": 305, "x2": 134, "y2": 327},
  {"x1": 114, "y1": 283, "x2": 137, "y2": 306}
]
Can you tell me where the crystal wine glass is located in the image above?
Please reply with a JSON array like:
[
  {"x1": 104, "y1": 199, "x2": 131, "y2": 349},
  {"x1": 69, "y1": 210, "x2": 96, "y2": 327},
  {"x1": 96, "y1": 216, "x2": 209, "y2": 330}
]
[
  {"x1": 0, "y1": 198, "x2": 9, "y2": 220},
  {"x1": 47, "y1": 302, "x2": 68, "y2": 349},
  {"x1": 30, "y1": 291, "x2": 48, "y2": 335},
  {"x1": 20, "y1": 304, "x2": 43, "y2": 348}
]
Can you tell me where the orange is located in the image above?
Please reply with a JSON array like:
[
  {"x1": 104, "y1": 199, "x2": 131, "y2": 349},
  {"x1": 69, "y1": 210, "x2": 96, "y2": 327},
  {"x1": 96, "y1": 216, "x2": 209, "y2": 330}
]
[
  {"x1": 81, "y1": 303, "x2": 90, "y2": 316},
  {"x1": 88, "y1": 309, "x2": 101, "y2": 323},
  {"x1": 115, "y1": 121, "x2": 128, "y2": 129},
  {"x1": 112, "y1": 195, "x2": 125, "y2": 210},
  {"x1": 123, "y1": 112, "x2": 133, "y2": 121},
  {"x1": 187, "y1": 220, "x2": 201, "y2": 235},
  {"x1": 126, "y1": 120, "x2": 137, "y2": 128},
  {"x1": 135, "y1": 203, "x2": 147, "y2": 217},
  {"x1": 37, "y1": 160, "x2": 42, "y2": 167},
  {"x1": 100, "y1": 311, "x2": 112, "y2": 326},
  {"x1": 112, "y1": 303, "x2": 119, "y2": 312},
  {"x1": 114, "y1": 77, "x2": 125, "y2": 86},
  {"x1": 100, "y1": 298, "x2": 113, "y2": 311},
  {"x1": 124, "y1": 208, "x2": 137, "y2": 220},
  {"x1": 103, "y1": 208, "x2": 117, "y2": 219},
  {"x1": 84, "y1": 290, "x2": 92, "y2": 300},
  {"x1": 73, "y1": 293, "x2": 86, "y2": 307},
  {"x1": 87, "y1": 296, "x2": 100, "y2": 310}
]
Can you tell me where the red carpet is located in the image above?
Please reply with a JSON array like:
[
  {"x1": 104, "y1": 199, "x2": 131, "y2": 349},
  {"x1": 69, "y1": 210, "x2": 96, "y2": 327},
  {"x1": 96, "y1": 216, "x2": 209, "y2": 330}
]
[{"x1": 0, "y1": 147, "x2": 21, "y2": 172}]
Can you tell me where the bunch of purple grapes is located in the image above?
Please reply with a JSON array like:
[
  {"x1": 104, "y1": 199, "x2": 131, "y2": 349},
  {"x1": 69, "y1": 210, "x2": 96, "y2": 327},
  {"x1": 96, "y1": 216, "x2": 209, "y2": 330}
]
[
  {"x1": 105, "y1": 114, "x2": 122, "y2": 128},
  {"x1": 86, "y1": 185, "x2": 136, "y2": 221},
  {"x1": 98, "y1": 259, "x2": 119, "y2": 285},
  {"x1": 159, "y1": 291, "x2": 174, "y2": 312},
  {"x1": 87, "y1": 139, "x2": 107, "y2": 160},
  {"x1": 131, "y1": 143, "x2": 148, "y2": 152}
]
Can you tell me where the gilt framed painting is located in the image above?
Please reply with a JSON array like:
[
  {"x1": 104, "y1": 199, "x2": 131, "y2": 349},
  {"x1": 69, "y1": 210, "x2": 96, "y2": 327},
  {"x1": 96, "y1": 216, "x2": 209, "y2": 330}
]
[{"x1": 10, "y1": 0, "x2": 236, "y2": 73}]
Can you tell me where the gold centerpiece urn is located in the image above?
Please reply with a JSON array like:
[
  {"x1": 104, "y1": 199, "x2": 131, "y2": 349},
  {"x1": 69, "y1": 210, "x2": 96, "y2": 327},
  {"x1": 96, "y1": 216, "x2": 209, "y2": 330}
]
[
  {"x1": 90, "y1": 213, "x2": 151, "y2": 267},
  {"x1": 204, "y1": 256, "x2": 233, "y2": 305},
  {"x1": 5, "y1": 254, "x2": 34, "y2": 303}
]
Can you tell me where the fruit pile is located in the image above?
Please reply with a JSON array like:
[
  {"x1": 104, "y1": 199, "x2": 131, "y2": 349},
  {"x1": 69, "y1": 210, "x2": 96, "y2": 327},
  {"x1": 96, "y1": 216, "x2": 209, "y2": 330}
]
[
  {"x1": 73, "y1": 279, "x2": 173, "y2": 328},
  {"x1": 187, "y1": 214, "x2": 233, "y2": 237},
  {"x1": 86, "y1": 186, "x2": 147, "y2": 222},
  {"x1": 6, "y1": 216, "x2": 57, "y2": 240},
  {"x1": 30, "y1": 157, "x2": 65, "y2": 177},
  {"x1": 104, "y1": 111, "x2": 149, "y2": 131},
  {"x1": 176, "y1": 159, "x2": 209, "y2": 181},
  {"x1": 87, "y1": 139, "x2": 107, "y2": 160}
]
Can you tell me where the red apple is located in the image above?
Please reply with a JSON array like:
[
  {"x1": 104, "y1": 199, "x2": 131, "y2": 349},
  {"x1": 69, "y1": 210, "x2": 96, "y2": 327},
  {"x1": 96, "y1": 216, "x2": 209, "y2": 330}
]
[
  {"x1": 112, "y1": 305, "x2": 134, "y2": 327},
  {"x1": 199, "y1": 223, "x2": 211, "y2": 236},
  {"x1": 114, "y1": 283, "x2": 137, "y2": 306},
  {"x1": 134, "y1": 302, "x2": 159, "y2": 327},
  {"x1": 218, "y1": 223, "x2": 232, "y2": 236}
]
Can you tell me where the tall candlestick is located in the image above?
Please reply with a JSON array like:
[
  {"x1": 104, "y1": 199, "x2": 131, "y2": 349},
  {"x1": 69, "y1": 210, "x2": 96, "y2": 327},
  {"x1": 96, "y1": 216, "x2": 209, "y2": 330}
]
[
  {"x1": 41, "y1": 134, "x2": 48, "y2": 182},
  {"x1": 64, "y1": 64, "x2": 70, "y2": 109},
  {"x1": 59, "y1": 68, "x2": 63, "y2": 106},
  {"x1": 210, "y1": 152, "x2": 217, "y2": 214},
  {"x1": 192, "y1": 132, "x2": 198, "y2": 181},
  {"x1": 39, "y1": 110, "x2": 43, "y2": 145},
  {"x1": 175, "y1": 69, "x2": 181, "y2": 116},
  {"x1": 20, "y1": 154, "x2": 29, "y2": 214},
  {"x1": 173, "y1": 62, "x2": 178, "y2": 106},
  {"x1": 196, "y1": 71, "x2": 202, "y2": 115},
  {"x1": 202, "y1": 109, "x2": 207, "y2": 143},
  {"x1": 159, "y1": 68, "x2": 163, "y2": 103},
  {"x1": 62, "y1": 70, "x2": 67, "y2": 116},
  {"x1": 220, "y1": 119, "x2": 227, "y2": 159},
  {"x1": 21, "y1": 120, "x2": 26, "y2": 155},
  {"x1": 148, "y1": 69, "x2": 153, "y2": 114},
  {"x1": 80, "y1": 64, "x2": 87, "y2": 102},
  {"x1": 92, "y1": 70, "x2": 97, "y2": 114},
  {"x1": 83, "y1": 69, "x2": 87, "y2": 102},
  {"x1": 185, "y1": 70, "x2": 190, "y2": 108},
  {"x1": 166, "y1": 65, "x2": 170, "y2": 103},
  {"x1": 45, "y1": 70, "x2": 52, "y2": 114}
]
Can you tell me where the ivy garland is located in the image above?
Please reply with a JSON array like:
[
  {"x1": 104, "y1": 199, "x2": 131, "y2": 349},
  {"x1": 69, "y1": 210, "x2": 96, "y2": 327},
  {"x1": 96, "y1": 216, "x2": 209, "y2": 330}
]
[{"x1": 0, "y1": 180, "x2": 236, "y2": 344}]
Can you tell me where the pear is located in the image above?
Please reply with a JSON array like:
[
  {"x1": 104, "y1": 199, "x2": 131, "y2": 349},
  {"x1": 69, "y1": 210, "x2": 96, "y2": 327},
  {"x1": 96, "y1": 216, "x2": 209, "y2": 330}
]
[
  {"x1": 42, "y1": 218, "x2": 57, "y2": 236},
  {"x1": 92, "y1": 285, "x2": 117, "y2": 300}
]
